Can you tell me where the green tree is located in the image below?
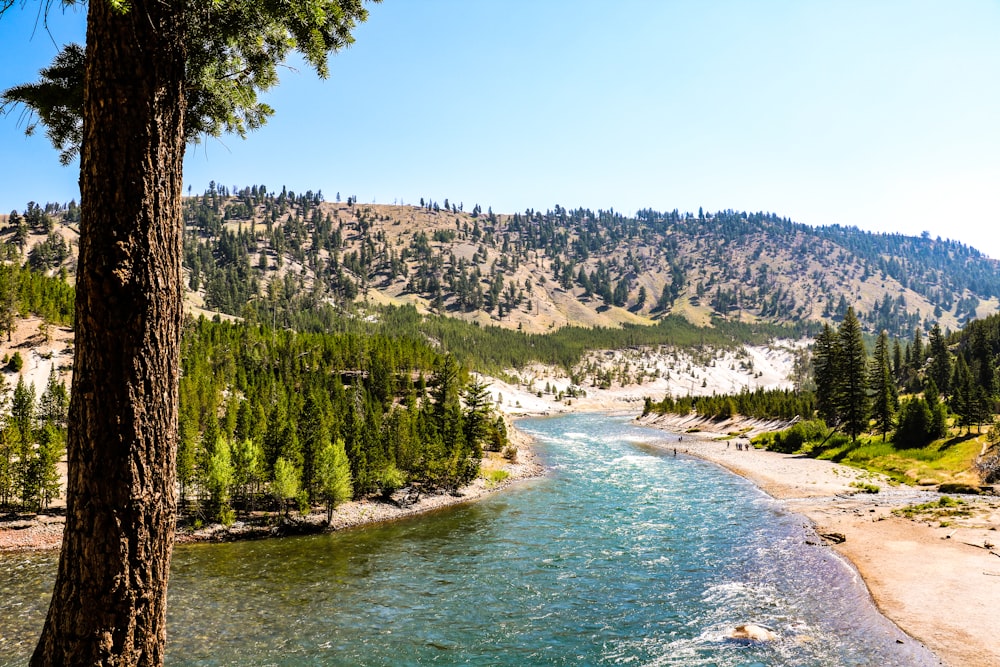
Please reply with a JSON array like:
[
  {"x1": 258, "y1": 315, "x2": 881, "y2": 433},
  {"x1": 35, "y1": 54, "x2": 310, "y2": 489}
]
[
  {"x1": 203, "y1": 436, "x2": 234, "y2": 523},
  {"x1": 315, "y1": 437, "x2": 353, "y2": 523},
  {"x1": 869, "y1": 330, "x2": 898, "y2": 441},
  {"x1": 837, "y1": 307, "x2": 869, "y2": 441},
  {"x1": 923, "y1": 379, "x2": 948, "y2": 440},
  {"x1": 231, "y1": 437, "x2": 264, "y2": 513},
  {"x1": 0, "y1": 262, "x2": 19, "y2": 342},
  {"x1": 297, "y1": 391, "x2": 327, "y2": 501},
  {"x1": 176, "y1": 412, "x2": 199, "y2": 506},
  {"x1": 812, "y1": 323, "x2": 841, "y2": 424},
  {"x1": 927, "y1": 323, "x2": 952, "y2": 396},
  {"x1": 271, "y1": 456, "x2": 301, "y2": 518},
  {"x1": 950, "y1": 356, "x2": 976, "y2": 433},
  {"x1": 0, "y1": 424, "x2": 16, "y2": 507},
  {"x1": 37, "y1": 365, "x2": 69, "y2": 427},
  {"x1": 461, "y1": 378, "x2": 492, "y2": 458},
  {"x1": 1, "y1": 2, "x2": 375, "y2": 663},
  {"x1": 11, "y1": 377, "x2": 37, "y2": 509},
  {"x1": 895, "y1": 397, "x2": 935, "y2": 447}
]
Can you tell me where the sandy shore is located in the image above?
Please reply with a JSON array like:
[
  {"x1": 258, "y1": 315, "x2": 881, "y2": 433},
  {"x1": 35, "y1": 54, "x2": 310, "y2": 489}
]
[{"x1": 638, "y1": 413, "x2": 1000, "y2": 667}]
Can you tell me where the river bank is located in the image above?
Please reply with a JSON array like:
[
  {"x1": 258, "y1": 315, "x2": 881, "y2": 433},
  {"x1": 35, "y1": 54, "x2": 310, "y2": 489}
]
[
  {"x1": 637, "y1": 412, "x2": 1000, "y2": 667},
  {"x1": 0, "y1": 422, "x2": 543, "y2": 553}
]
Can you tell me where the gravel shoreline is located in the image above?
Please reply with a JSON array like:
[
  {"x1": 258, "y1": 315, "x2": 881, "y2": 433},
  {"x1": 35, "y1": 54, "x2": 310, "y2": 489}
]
[{"x1": 0, "y1": 423, "x2": 543, "y2": 553}]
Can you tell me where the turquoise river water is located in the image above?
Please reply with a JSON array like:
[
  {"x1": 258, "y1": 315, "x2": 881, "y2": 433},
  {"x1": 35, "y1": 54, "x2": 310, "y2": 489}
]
[{"x1": 1, "y1": 413, "x2": 939, "y2": 666}]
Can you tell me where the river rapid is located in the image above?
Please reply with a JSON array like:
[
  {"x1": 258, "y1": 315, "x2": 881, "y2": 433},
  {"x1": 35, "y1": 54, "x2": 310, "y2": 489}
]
[{"x1": 0, "y1": 413, "x2": 938, "y2": 665}]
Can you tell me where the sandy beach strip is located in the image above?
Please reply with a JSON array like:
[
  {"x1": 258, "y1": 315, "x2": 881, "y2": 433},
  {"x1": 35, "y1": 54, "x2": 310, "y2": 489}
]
[{"x1": 638, "y1": 413, "x2": 1000, "y2": 667}]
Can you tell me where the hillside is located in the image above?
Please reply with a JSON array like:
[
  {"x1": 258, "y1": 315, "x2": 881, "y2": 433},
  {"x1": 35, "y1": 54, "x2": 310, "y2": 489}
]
[{"x1": 3, "y1": 188, "x2": 999, "y2": 340}]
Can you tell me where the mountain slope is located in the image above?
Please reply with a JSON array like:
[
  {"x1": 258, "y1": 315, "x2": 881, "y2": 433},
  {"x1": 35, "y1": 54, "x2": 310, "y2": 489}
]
[{"x1": 5, "y1": 188, "x2": 999, "y2": 338}]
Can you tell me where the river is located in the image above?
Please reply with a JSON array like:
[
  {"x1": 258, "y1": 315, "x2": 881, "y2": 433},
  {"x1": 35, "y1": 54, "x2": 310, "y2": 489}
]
[{"x1": 0, "y1": 413, "x2": 937, "y2": 665}]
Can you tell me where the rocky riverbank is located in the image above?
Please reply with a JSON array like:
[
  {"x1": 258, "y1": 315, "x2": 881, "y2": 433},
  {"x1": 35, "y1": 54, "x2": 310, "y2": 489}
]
[{"x1": 0, "y1": 422, "x2": 543, "y2": 553}]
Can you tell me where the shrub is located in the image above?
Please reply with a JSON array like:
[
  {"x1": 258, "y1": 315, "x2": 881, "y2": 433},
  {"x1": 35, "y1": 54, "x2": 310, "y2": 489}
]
[
  {"x1": 895, "y1": 397, "x2": 935, "y2": 448},
  {"x1": 484, "y1": 469, "x2": 510, "y2": 486},
  {"x1": 850, "y1": 481, "x2": 880, "y2": 494},
  {"x1": 769, "y1": 419, "x2": 827, "y2": 453},
  {"x1": 8, "y1": 351, "x2": 23, "y2": 372}
]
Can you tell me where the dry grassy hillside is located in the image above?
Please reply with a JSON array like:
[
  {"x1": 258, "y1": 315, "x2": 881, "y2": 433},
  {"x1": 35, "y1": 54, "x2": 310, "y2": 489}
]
[
  {"x1": 7, "y1": 192, "x2": 1000, "y2": 337},
  {"x1": 191, "y1": 194, "x2": 999, "y2": 336}
]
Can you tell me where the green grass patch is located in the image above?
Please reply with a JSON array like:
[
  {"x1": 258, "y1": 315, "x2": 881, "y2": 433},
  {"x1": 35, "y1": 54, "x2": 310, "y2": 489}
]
[
  {"x1": 799, "y1": 431, "x2": 986, "y2": 486},
  {"x1": 893, "y1": 495, "x2": 971, "y2": 521},
  {"x1": 850, "y1": 481, "x2": 880, "y2": 493},
  {"x1": 483, "y1": 469, "x2": 510, "y2": 486}
]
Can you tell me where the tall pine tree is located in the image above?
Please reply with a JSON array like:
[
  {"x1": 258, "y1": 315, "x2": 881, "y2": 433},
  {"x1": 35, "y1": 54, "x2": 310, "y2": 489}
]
[
  {"x1": 838, "y1": 307, "x2": 869, "y2": 441},
  {"x1": 869, "y1": 330, "x2": 898, "y2": 441}
]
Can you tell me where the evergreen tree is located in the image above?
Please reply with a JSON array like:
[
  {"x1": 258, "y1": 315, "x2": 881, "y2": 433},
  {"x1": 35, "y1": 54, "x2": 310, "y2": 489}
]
[
  {"x1": 37, "y1": 366, "x2": 69, "y2": 427},
  {"x1": 231, "y1": 437, "x2": 264, "y2": 513},
  {"x1": 176, "y1": 413, "x2": 199, "y2": 506},
  {"x1": 869, "y1": 330, "x2": 897, "y2": 441},
  {"x1": 968, "y1": 325, "x2": 997, "y2": 409},
  {"x1": 297, "y1": 391, "x2": 327, "y2": 501},
  {"x1": 923, "y1": 379, "x2": 948, "y2": 440},
  {"x1": 927, "y1": 323, "x2": 952, "y2": 395},
  {"x1": 892, "y1": 339, "x2": 903, "y2": 382},
  {"x1": 909, "y1": 327, "x2": 925, "y2": 369},
  {"x1": 11, "y1": 377, "x2": 38, "y2": 509},
  {"x1": 812, "y1": 323, "x2": 841, "y2": 424},
  {"x1": 950, "y1": 356, "x2": 975, "y2": 433},
  {"x1": 837, "y1": 307, "x2": 869, "y2": 441},
  {"x1": 0, "y1": 423, "x2": 16, "y2": 507},
  {"x1": 895, "y1": 397, "x2": 934, "y2": 447},
  {"x1": 461, "y1": 378, "x2": 492, "y2": 458},
  {"x1": 0, "y1": 262, "x2": 19, "y2": 342},
  {"x1": 3, "y1": 2, "x2": 374, "y2": 662}
]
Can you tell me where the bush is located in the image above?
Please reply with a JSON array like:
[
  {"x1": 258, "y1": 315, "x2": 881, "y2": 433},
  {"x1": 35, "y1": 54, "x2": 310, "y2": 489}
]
[
  {"x1": 895, "y1": 397, "x2": 935, "y2": 448},
  {"x1": 8, "y1": 351, "x2": 23, "y2": 372},
  {"x1": 768, "y1": 419, "x2": 827, "y2": 453},
  {"x1": 484, "y1": 469, "x2": 510, "y2": 486},
  {"x1": 377, "y1": 464, "x2": 406, "y2": 497}
]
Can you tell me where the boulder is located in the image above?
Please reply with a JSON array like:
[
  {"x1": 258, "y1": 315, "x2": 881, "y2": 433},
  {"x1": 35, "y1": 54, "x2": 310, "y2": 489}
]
[
  {"x1": 937, "y1": 483, "x2": 982, "y2": 495},
  {"x1": 728, "y1": 623, "x2": 778, "y2": 642},
  {"x1": 390, "y1": 486, "x2": 420, "y2": 508}
]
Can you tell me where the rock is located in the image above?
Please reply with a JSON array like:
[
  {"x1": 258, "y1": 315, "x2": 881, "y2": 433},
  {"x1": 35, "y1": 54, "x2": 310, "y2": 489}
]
[
  {"x1": 390, "y1": 486, "x2": 420, "y2": 508},
  {"x1": 728, "y1": 623, "x2": 778, "y2": 642},
  {"x1": 819, "y1": 532, "x2": 846, "y2": 544},
  {"x1": 937, "y1": 483, "x2": 982, "y2": 495}
]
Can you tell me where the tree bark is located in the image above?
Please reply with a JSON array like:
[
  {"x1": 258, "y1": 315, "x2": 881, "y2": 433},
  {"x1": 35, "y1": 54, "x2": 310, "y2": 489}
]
[{"x1": 31, "y1": 1, "x2": 186, "y2": 665}]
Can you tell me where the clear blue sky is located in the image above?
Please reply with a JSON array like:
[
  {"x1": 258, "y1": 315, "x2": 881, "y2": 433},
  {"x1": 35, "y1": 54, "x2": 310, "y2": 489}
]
[{"x1": 2, "y1": 1, "x2": 1000, "y2": 258}]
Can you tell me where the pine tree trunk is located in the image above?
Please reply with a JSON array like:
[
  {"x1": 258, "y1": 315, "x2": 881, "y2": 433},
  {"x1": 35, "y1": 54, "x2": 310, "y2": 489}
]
[{"x1": 31, "y1": 1, "x2": 186, "y2": 665}]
